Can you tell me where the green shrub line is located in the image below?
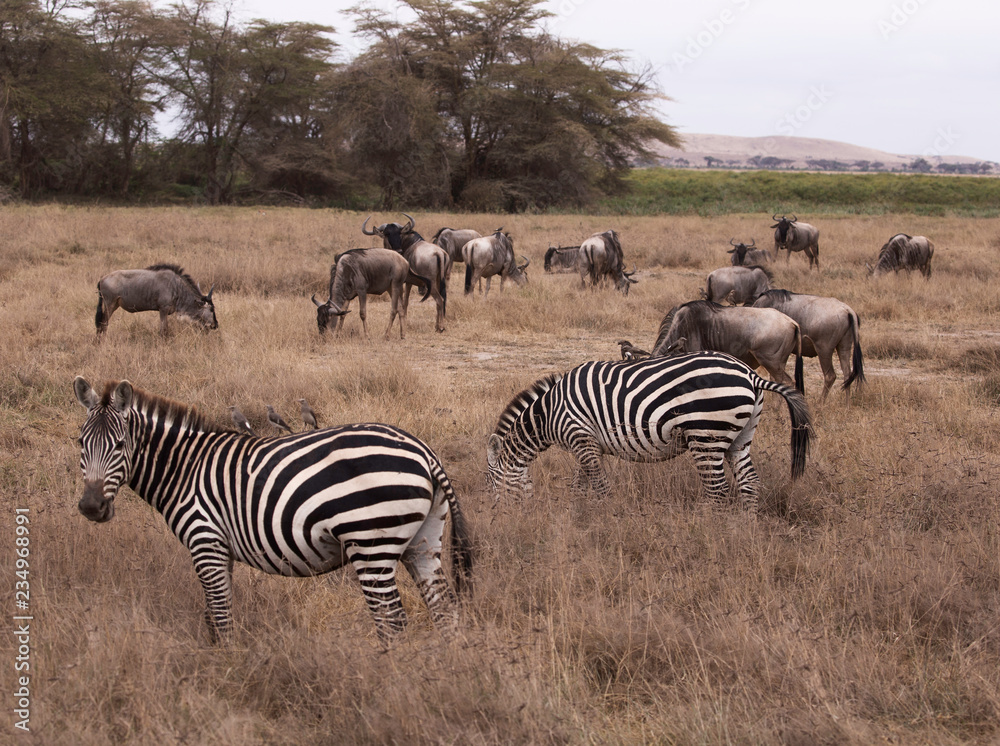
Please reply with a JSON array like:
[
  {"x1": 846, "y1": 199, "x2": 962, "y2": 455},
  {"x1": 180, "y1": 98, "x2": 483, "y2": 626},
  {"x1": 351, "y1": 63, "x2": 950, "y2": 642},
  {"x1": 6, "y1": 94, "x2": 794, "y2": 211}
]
[{"x1": 593, "y1": 169, "x2": 1000, "y2": 217}]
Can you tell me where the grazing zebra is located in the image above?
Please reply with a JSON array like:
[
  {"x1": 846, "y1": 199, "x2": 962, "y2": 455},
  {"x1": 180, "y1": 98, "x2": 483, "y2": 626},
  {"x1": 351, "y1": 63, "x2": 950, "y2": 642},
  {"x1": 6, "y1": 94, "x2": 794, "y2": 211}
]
[
  {"x1": 73, "y1": 377, "x2": 472, "y2": 644},
  {"x1": 486, "y1": 351, "x2": 811, "y2": 513}
]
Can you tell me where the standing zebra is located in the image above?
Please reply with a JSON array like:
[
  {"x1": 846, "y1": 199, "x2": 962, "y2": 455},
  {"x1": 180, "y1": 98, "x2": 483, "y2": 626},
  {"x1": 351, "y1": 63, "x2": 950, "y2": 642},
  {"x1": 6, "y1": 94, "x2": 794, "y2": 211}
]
[
  {"x1": 486, "y1": 351, "x2": 811, "y2": 513},
  {"x1": 73, "y1": 377, "x2": 472, "y2": 644}
]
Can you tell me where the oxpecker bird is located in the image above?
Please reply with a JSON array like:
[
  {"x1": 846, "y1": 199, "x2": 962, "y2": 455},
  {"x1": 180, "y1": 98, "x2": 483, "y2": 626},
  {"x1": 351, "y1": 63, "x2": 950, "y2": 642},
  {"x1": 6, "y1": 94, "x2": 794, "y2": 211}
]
[
  {"x1": 617, "y1": 340, "x2": 649, "y2": 361},
  {"x1": 296, "y1": 398, "x2": 318, "y2": 430},
  {"x1": 228, "y1": 406, "x2": 256, "y2": 436},
  {"x1": 266, "y1": 405, "x2": 293, "y2": 434}
]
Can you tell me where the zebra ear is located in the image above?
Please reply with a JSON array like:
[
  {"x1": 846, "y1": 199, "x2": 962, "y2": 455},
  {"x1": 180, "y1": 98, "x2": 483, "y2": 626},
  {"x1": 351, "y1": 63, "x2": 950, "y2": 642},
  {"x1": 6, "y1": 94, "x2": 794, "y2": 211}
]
[
  {"x1": 486, "y1": 434, "x2": 502, "y2": 467},
  {"x1": 74, "y1": 376, "x2": 99, "y2": 410},
  {"x1": 112, "y1": 381, "x2": 134, "y2": 413}
]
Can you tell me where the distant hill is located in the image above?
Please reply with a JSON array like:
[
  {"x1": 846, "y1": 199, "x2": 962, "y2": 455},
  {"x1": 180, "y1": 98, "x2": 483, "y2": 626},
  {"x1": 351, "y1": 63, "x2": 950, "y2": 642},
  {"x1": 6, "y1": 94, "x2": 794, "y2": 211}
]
[{"x1": 645, "y1": 134, "x2": 997, "y2": 175}]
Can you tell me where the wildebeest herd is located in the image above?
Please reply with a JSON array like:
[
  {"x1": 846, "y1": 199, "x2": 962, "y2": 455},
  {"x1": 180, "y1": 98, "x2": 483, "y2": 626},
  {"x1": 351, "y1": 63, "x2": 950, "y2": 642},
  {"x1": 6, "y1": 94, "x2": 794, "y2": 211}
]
[{"x1": 78, "y1": 212, "x2": 934, "y2": 644}]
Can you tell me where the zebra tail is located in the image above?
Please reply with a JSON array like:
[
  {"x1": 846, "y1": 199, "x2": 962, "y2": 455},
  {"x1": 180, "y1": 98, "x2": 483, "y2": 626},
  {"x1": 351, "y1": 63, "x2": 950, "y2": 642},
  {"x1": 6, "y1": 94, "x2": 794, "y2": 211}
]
[
  {"x1": 432, "y1": 465, "x2": 473, "y2": 598},
  {"x1": 759, "y1": 378, "x2": 812, "y2": 480},
  {"x1": 841, "y1": 312, "x2": 866, "y2": 391}
]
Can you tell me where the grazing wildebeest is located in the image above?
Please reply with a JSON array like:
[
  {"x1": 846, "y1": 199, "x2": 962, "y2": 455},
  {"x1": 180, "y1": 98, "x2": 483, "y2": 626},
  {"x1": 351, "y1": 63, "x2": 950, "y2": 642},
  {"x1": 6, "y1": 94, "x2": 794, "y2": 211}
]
[
  {"x1": 95, "y1": 264, "x2": 217, "y2": 336},
  {"x1": 432, "y1": 227, "x2": 483, "y2": 270},
  {"x1": 866, "y1": 234, "x2": 934, "y2": 278},
  {"x1": 651, "y1": 300, "x2": 805, "y2": 392},
  {"x1": 752, "y1": 289, "x2": 865, "y2": 400},
  {"x1": 771, "y1": 214, "x2": 820, "y2": 269},
  {"x1": 462, "y1": 229, "x2": 529, "y2": 297},
  {"x1": 544, "y1": 245, "x2": 581, "y2": 273},
  {"x1": 704, "y1": 265, "x2": 773, "y2": 305},
  {"x1": 362, "y1": 214, "x2": 451, "y2": 333},
  {"x1": 578, "y1": 229, "x2": 637, "y2": 294},
  {"x1": 727, "y1": 238, "x2": 772, "y2": 266},
  {"x1": 485, "y1": 352, "x2": 811, "y2": 513},
  {"x1": 311, "y1": 248, "x2": 430, "y2": 339}
]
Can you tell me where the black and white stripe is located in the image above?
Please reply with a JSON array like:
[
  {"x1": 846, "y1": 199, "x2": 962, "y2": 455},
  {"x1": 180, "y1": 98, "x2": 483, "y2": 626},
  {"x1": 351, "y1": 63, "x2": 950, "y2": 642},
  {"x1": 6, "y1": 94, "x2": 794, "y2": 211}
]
[
  {"x1": 73, "y1": 377, "x2": 472, "y2": 643},
  {"x1": 486, "y1": 351, "x2": 811, "y2": 513}
]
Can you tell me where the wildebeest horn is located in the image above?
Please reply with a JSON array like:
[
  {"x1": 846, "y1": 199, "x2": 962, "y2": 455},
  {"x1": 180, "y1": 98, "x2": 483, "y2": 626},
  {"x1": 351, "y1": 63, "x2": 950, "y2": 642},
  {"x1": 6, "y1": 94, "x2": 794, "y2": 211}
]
[
  {"x1": 518, "y1": 255, "x2": 530, "y2": 269},
  {"x1": 311, "y1": 293, "x2": 323, "y2": 307},
  {"x1": 789, "y1": 214, "x2": 797, "y2": 222},
  {"x1": 623, "y1": 264, "x2": 637, "y2": 278},
  {"x1": 402, "y1": 213, "x2": 415, "y2": 233},
  {"x1": 729, "y1": 237, "x2": 739, "y2": 246},
  {"x1": 361, "y1": 215, "x2": 377, "y2": 236},
  {"x1": 771, "y1": 213, "x2": 782, "y2": 221},
  {"x1": 748, "y1": 238, "x2": 755, "y2": 247},
  {"x1": 205, "y1": 284, "x2": 214, "y2": 300}
]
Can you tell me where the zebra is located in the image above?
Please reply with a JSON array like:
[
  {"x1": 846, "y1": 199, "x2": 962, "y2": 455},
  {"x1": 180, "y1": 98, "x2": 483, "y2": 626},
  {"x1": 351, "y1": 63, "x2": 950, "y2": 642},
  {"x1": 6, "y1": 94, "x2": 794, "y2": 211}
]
[
  {"x1": 73, "y1": 376, "x2": 473, "y2": 644},
  {"x1": 486, "y1": 351, "x2": 811, "y2": 513}
]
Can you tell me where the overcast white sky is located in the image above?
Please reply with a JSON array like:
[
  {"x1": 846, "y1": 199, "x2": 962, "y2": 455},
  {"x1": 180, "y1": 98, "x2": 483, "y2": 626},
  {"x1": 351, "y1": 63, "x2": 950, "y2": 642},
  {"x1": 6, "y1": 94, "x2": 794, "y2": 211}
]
[{"x1": 233, "y1": 0, "x2": 1000, "y2": 162}]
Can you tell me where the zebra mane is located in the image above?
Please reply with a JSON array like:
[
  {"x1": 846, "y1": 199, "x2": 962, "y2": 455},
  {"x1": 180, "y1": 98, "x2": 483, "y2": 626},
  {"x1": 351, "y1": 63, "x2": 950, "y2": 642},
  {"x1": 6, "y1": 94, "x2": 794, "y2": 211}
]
[
  {"x1": 494, "y1": 373, "x2": 562, "y2": 437},
  {"x1": 99, "y1": 381, "x2": 223, "y2": 433},
  {"x1": 146, "y1": 263, "x2": 203, "y2": 296}
]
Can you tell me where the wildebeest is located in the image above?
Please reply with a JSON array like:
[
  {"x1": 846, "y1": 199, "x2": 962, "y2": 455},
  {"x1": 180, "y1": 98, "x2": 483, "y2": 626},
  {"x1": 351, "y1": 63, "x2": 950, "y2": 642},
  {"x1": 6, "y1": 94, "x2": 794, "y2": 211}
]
[
  {"x1": 752, "y1": 289, "x2": 865, "y2": 400},
  {"x1": 432, "y1": 227, "x2": 483, "y2": 269},
  {"x1": 651, "y1": 300, "x2": 805, "y2": 392},
  {"x1": 704, "y1": 265, "x2": 773, "y2": 305},
  {"x1": 311, "y1": 248, "x2": 431, "y2": 339},
  {"x1": 462, "y1": 229, "x2": 529, "y2": 297},
  {"x1": 867, "y1": 234, "x2": 934, "y2": 278},
  {"x1": 771, "y1": 214, "x2": 820, "y2": 269},
  {"x1": 362, "y1": 214, "x2": 451, "y2": 333},
  {"x1": 95, "y1": 264, "x2": 217, "y2": 336},
  {"x1": 727, "y1": 238, "x2": 771, "y2": 266},
  {"x1": 578, "y1": 229, "x2": 637, "y2": 294},
  {"x1": 543, "y1": 245, "x2": 581, "y2": 273}
]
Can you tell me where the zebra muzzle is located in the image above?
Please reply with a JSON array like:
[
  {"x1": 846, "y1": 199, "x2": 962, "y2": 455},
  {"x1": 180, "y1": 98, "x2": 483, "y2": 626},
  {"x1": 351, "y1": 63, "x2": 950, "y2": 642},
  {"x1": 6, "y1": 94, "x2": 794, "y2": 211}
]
[{"x1": 79, "y1": 480, "x2": 115, "y2": 523}]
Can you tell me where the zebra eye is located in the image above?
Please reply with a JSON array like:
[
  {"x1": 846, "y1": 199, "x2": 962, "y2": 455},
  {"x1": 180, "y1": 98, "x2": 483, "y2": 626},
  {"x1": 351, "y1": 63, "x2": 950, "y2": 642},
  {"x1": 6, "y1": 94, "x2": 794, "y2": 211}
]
[{"x1": 113, "y1": 439, "x2": 125, "y2": 452}]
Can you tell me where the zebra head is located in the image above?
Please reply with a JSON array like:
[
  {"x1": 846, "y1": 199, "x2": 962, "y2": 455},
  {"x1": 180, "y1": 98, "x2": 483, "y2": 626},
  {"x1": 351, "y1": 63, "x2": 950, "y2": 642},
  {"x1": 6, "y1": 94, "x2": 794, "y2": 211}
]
[
  {"x1": 485, "y1": 434, "x2": 532, "y2": 498},
  {"x1": 73, "y1": 377, "x2": 135, "y2": 523}
]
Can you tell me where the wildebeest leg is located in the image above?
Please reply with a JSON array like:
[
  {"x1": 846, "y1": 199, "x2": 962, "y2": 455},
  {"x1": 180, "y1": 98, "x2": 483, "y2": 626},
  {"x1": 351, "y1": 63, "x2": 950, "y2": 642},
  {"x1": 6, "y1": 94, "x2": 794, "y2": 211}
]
[
  {"x1": 95, "y1": 294, "x2": 117, "y2": 335},
  {"x1": 761, "y1": 360, "x2": 795, "y2": 388},
  {"x1": 357, "y1": 293, "x2": 369, "y2": 339},
  {"x1": 483, "y1": 275, "x2": 492, "y2": 299},
  {"x1": 346, "y1": 542, "x2": 407, "y2": 644},
  {"x1": 159, "y1": 309, "x2": 171, "y2": 336},
  {"x1": 431, "y1": 280, "x2": 446, "y2": 333},
  {"x1": 385, "y1": 285, "x2": 404, "y2": 340},
  {"x1": 818, "y1": 347, "x2": 838, "y2": 400},
  {"x1": 401, "y1": 498, "x2": 458, "y2": 638},
  {"x1": 809, "y1": 244, "x2": 819, "y2": 270}
]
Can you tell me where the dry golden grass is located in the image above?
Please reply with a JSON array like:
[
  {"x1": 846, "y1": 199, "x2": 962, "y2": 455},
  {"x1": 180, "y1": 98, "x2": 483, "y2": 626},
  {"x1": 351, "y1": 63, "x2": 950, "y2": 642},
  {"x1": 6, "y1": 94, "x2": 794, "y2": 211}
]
[{"x1": 3, "y1": 205, "x2": 1000, "y2": 744}]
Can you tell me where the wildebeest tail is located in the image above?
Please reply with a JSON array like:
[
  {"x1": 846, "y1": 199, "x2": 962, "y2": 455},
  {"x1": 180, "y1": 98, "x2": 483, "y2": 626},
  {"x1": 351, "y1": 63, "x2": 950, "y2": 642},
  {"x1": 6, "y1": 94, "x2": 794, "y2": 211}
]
[
  {"x1": 94, "y1": 284, "x2": 106, "y2": 332},
  {"x1": 841, "y1": 312, "x2": 866, "y2": 392},
  {"x1": 438, "y1": 255, "x2": 447, "y2": 316},
  {"x1": 756, "y1": 376, "x2": 812, "y2": 480},
  {"x1": 408, "y1": 270, "x2": 432, "y2": 302},
  {"x1": 430, "y1": 459, "x2": 473, "y2": 598},
  {"x1": 793, "y1": 325, "x2": 805, "y2": 394}
]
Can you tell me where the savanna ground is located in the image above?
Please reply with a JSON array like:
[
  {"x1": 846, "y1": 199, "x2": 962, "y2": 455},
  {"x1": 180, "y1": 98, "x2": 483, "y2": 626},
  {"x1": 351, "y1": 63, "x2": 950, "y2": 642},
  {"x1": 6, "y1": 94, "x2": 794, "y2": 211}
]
[{"x1": 2, "y1": 206, "x2": 1000, "y2": 745}]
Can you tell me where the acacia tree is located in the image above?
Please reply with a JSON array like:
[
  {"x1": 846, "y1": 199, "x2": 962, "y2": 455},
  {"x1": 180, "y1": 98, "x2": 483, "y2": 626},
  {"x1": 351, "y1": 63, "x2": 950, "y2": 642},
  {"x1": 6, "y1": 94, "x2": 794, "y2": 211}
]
[{"x1": 346, "y1": 0, "x2": 679, "y2": 209}]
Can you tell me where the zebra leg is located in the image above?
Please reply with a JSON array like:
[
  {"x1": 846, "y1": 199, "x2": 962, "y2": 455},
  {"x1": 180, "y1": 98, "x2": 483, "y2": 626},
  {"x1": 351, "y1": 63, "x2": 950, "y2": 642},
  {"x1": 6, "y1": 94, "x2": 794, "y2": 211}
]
[
  {"x1": 568, "y1": 434, "x2": 612, "y2": 498},
  {"x1": 401, "y1": 496, "x2": 459, "y2": 638},
  {"x1": 727, "y1": 446, "x2": 761, "y2": 514},
  {"x1": 346, "y1": 543, "x2": 407, "y2": 643},
  {"x1": 191, "y1": 546, "x2": 234, "y2": 643},
  {"x1": 688, "y1": 443, "x2": 731, "y2": 510}
]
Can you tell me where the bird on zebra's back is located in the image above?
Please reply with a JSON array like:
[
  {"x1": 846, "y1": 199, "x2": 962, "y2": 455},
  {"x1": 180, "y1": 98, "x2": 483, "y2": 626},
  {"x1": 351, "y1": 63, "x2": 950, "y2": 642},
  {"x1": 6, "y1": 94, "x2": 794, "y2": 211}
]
[
  {"x1": 486, "y1": 351, "x2": 811, "y2": 514},
  {"x1": 296, "y1": 398, "x2": 318, "y2": 430},
  {"x1": 616, "y1": 339, "x2": 649, "y2": 361},
  {"x1": 228, "y1": 405, "x2": 256, "y2": 437},
  {"x1": 266, "y1": 404, "x2": 293, "y2": 434},
  {"x1": 72, "y1": 376, "x2": 473, "y2": 645}
]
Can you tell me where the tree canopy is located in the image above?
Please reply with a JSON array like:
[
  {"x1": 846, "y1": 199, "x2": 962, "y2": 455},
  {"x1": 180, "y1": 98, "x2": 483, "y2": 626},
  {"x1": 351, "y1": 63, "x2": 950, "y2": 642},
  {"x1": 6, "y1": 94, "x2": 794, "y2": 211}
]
[{"x1": 0, "y1": 0, "x2": 679, "y2": 208}]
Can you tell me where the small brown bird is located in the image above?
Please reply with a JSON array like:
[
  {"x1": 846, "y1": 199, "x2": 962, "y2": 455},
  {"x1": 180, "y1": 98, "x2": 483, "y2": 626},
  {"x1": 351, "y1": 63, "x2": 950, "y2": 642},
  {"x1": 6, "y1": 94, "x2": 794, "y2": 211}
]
[
  {"x1": 266, "y1": 404, "x2": 294, "y2": 434},
  {"x1": 617, "y1": 339, "x2": 650, "y2": 361},
  {"x1": 228, "y1": 406, "x2": 256, "y2": 437},
  {"x1": 296, "y1": 398, "x2": 318, "y2": 430}
]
